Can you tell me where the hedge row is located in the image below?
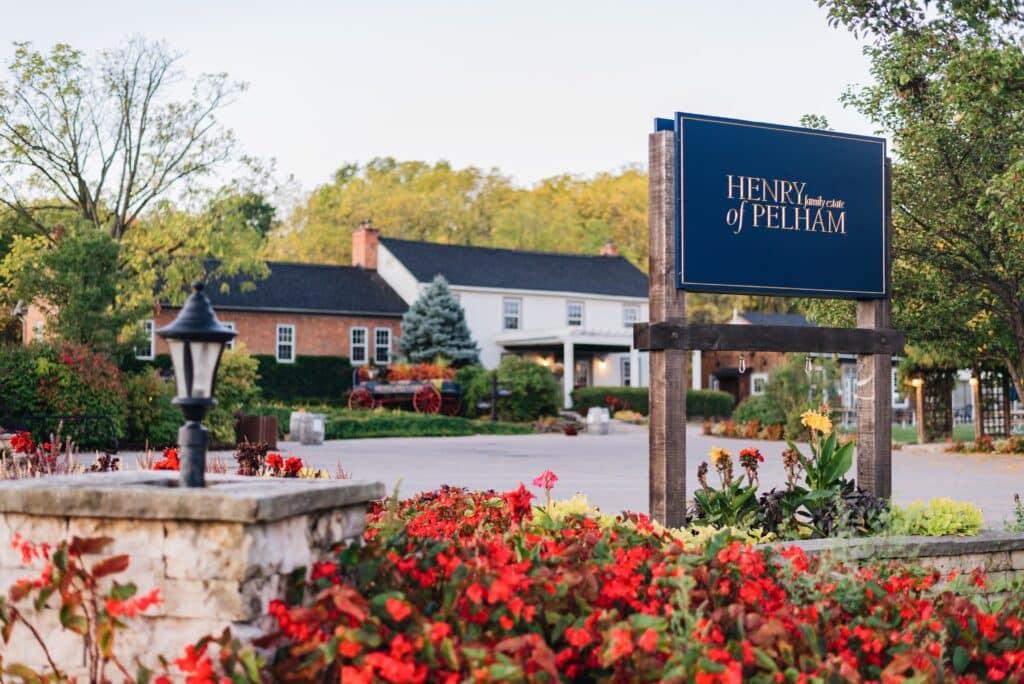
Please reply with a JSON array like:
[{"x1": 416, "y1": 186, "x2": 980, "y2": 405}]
[
  {"x1": 252, "y1": 355, "x2": 353, "y2": 403},
  {"x1": 324, "y1": 412, "x2": 533, "y2": 440},
  {"x1": 570, "y1": 386, "x2": 734, "y2": 418}
]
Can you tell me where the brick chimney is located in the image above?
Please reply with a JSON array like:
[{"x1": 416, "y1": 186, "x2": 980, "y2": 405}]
[
  {"x1": 352, "y1": 219, "x2": 380, "y2": 270},
  {"x1": 600, "y1": 240, "x2": 619, "y2": 257}
]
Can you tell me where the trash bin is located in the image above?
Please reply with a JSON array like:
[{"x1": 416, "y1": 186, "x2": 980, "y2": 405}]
[
  {"x1": 296, "y1": 413, "x2": 326, "y2": 445},
  {"x1": 236, "y1": 415, "x2": 278, "y2": 449},
  {"x1": 586, "y1": 407, "x2": 610, "y2": 435}
]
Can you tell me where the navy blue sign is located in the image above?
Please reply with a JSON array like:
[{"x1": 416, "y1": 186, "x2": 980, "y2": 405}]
[{"x1": 658, "y1": 113, "x2": 888, "y2": 299}]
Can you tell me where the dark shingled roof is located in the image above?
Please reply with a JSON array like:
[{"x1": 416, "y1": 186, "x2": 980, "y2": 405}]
[
  {"x1": 196, "y1": 262, "x2": 407, "y2": 316},
  {"x1": 737, "y1": 312, "x2": 814, "y2": 327},
  {"x1": 380, "y1": 238, "x2": 648, "y2": 297}
]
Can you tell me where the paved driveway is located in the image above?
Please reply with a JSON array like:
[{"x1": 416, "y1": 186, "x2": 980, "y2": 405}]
[{"x1": 182, "y1": 423, "x2": 1024, "y2": 528}]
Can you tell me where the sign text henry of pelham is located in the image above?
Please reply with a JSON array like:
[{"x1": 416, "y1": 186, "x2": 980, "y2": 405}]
[{"x1": 724, "y1": 174, "x2": 846, "y2": 236}]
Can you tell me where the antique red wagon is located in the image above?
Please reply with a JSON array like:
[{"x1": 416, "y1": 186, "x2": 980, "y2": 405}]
[{"x1": 348, "y1": 365, "x2": 462, "y2": 416}]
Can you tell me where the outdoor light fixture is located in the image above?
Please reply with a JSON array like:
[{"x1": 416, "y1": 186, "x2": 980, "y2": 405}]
[{"x1": 156, "y1": 282, "x2": 237, "y2": 487}]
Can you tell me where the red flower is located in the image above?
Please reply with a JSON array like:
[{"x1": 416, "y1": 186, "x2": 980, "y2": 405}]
[
  {"x1": 385, "y1": 597, "x2": 410, "y2": 622},
  {"x1": 311, "y1": 561, "x2": 337, "y2": 581},
  {"x1": 638, "y1": 627, "x2": 659, "y2": 653},
  {"x1": 154, "y1": 447, "x2": 179, "y2": 471},
  {"x1": 266, "y1": 453, "x2": 284, "y2": 470},
  {"x1": 740, "y1": 447, "x2": 764, "y2": 462},
  {"x1": 106, "y1": 588, "x2": 161, "y2": 617},
  {"x1": 430, "y1": 621, "x2": 452, "y2": 641},
  {"x1": 608, "y1": 627, "x2": 633, "y2": 661},
  {"x1": 284, "y1": 456, "x2": 303, "y2": 476},
  {"x1": 565, "y1": 626, "x2": 593, "y2": 648},
  {"x1": 10, "y1": 431, "x2": 34, "y2": 454}
]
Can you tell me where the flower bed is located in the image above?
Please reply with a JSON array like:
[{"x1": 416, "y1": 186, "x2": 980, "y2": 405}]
[{"x1": 5, "y1": 474, "x2": 1024, "y2": 682}]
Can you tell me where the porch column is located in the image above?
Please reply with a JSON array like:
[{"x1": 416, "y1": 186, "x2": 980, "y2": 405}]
[
  {"x1": 563, "y1": 341, "x2": 574, "y2": 409},
  {"x1": 630, "y1": 347, "x2": 640, "y2": 387},
  {"x1": 691, "y1": 350, "x2": 702, "y2": 390}
]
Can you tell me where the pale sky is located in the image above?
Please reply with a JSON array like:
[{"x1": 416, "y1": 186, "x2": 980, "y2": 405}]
[{"x1": 1, "y1": 0, "x2": 876, "y2": 193}]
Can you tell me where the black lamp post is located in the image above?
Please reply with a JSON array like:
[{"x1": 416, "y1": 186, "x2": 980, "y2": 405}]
[{"x1": 156, "y1": 282, "x2": 237, "y2": 487}]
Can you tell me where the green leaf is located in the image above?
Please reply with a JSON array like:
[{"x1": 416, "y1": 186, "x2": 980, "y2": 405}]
[
  {"x1": 52, "y1": 546, "x2": 67, "y2": 573},
  {"x1": 108, "y1": 582, "x2": 137, "y2": 601},
  {"x1": 59, "y1": 603, "x2": 88, "y2": 634},
  {"x1": 952, "y1": 645, "x2": 969, "y2": 673}
]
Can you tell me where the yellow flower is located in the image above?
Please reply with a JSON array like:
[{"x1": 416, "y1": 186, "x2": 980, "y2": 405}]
[
  {"x1": 708, "y1": 446, "x2": 731, "y2": 467},
  {"x1": 800, "y1": 409, "x2": 833, "y2": 436}
]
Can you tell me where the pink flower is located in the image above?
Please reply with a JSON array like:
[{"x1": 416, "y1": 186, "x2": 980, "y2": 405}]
[{"x1": 532, "y1": 470, "x2": 558, "y2": 490}]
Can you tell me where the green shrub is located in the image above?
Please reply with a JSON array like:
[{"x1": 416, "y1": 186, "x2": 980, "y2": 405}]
[
  {"x1": 886, "y1": 498, "x2": 984, "y2": 537},
  {"x1": 123, "y1": 369, "x2": 179, "y2": 448},
  {"x1": 0, "y1": 343, "x2": 42, "y2": 422},
  {"x1": 492, "y1": 357, "x2": 560, "y2": 422},
  {"x1": 686, "y1": 389, "x2": 735, "y2": 418},
  {"x1": 323, "y1": 409, "x2": 532, "y2": 439},
  {"x1": 33, "y1": 344, "x2": 126, "y2": 448},
  {"x1": 571, "y1": 386, "x2": 650, "y2": 415},
  {"x1": 455, "y1": 365, "x2": 490, "y2": 417},
  {"x1": 208, "y1": 347, "x2": 261, "y2": 447},
  {"x1": 254, "y1": 354, "x2": 353, "y2": 402},
  {"x1": 732, "y1": 394, "x2": 786, "y2": 426},
  {"x1": 571, "y1": 387, "x2": 732, "y2": 418}
]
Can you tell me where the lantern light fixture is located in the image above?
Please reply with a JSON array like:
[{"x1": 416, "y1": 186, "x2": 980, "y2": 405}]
[{"x1": 156, "y1": 282, "x2": 237, "y2": 487}]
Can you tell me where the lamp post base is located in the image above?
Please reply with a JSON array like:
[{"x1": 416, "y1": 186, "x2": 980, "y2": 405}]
[{"x1": 178, "y1": 421, "x2": 208, "y2": 487}]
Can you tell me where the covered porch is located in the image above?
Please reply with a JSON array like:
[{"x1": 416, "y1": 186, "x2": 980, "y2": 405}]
[{"x1": 494, "y1": 327, "x2": 640, "y2": 409}]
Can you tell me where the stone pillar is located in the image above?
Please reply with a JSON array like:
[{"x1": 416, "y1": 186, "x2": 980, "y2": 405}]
[
  {"x1": 0, "y1": 472, "x2": 384, "y2": 677},
  {"x1": 563, "y1": 341, "x2": 575, "y2": 409}
]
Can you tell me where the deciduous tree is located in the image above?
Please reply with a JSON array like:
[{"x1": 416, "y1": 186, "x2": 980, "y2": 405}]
[{"x1": 815, "y1": 0, "x2": 1024, "y2": 397}]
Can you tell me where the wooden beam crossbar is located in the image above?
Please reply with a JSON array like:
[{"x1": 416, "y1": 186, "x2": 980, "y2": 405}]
[{"x1": 635, "y1": 323, "x2": 904, "y2": 356}]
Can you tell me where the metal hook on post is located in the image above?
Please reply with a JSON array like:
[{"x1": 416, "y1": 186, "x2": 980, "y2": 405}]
[{"x1": 738, "y1": 355, "x2": 746, "y2": 374}]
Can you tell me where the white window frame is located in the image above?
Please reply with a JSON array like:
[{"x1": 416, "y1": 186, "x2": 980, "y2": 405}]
[
  {"x1": 892, "y1": 368, "x2": 905, "y2": 406},
  {"x1": 374, "y1": 327, "x2": 391, "y2": 365},
  {"x1": 136, "y1": 319, "x2": 155, "y2": 360},
  {"x1": 223, "y1": 321, "x2": 236, "y2": 350},
  {"x1": 623, "y1": 305, "x2": 639, "y2": 328},
  {"x1": 751, "y1": 371, "x2": 769, "y2": 396},
  {"x1": 621, "y1": 357, "x2": 632, "y2": 387},
  {"x1": 502, "y1": 297, "x2": 522, "y2": 331},
  {"x1": 276, "y1": 324, "x2": 295, "y2": 363},
  {"x1": 566, "y1": 301, "x2": 584, "y2": 327},
  {"x1": 350, "y1": 326, "x2": 368, "y2": 365}
]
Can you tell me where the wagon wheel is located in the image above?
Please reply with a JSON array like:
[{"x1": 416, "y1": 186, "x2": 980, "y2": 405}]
[
  {"x1": 441, "y1": 395, "x2": 462, "y2": 416},
  {"x1": 412, "y1": 385, "x2": 442, "y2": 414},
  {"x1": 348, "y1": 387, "x2": 375, "y2": 410}
]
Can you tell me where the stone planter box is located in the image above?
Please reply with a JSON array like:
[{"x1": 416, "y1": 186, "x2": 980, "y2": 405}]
[
  {"x1": 764, "y1": 532, "x2": 1024, "y2": 591},
  {"x1": 0, "y1": 471, "x2": 384, "y2": 677}
]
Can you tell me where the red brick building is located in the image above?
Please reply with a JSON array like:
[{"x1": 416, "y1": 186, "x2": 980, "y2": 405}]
[{"x1": 139, "y1": 261, "x2": 408, "y2": 365}]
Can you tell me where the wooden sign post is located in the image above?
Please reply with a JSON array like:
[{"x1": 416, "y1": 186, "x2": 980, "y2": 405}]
[{"x1": 638, "y1": 119, "x2": 902, "y2": 527}]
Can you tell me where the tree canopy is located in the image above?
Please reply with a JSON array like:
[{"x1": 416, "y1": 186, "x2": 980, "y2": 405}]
[
  {"x1": 815, "y1": 0, "x2": 1024, "y2": 396},
  {"x1": 0, "y1": 39, "x2": 270, "y2": 353},
  {"x1": 267, "y1": 157, "x2": 649, "y2": 271}
]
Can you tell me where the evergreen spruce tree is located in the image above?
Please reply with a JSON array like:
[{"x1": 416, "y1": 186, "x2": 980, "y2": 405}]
[{"x1": 398, "y1": 275, "x2": 480, "y2": 366}]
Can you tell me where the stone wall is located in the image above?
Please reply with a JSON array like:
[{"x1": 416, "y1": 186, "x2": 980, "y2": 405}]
[
  {"x1": 0, "y1": 472, "x2": 384, "y2": 677},
  {"x1": 773, "y1": 532, "x2": 1024, "y2": 591}
]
